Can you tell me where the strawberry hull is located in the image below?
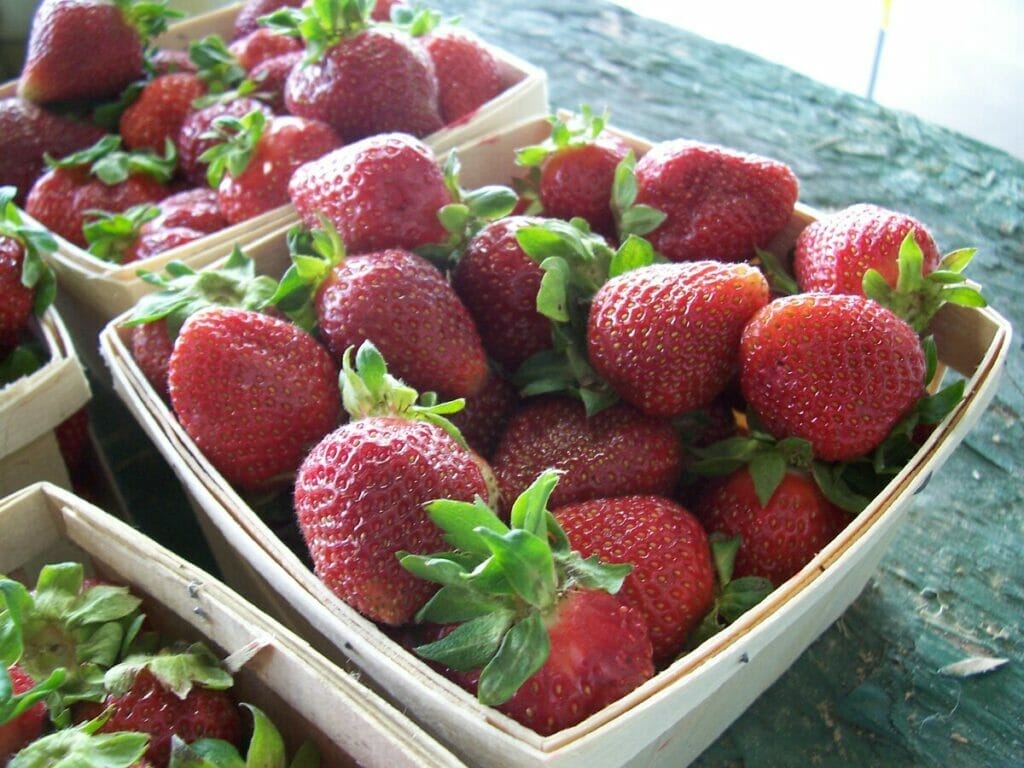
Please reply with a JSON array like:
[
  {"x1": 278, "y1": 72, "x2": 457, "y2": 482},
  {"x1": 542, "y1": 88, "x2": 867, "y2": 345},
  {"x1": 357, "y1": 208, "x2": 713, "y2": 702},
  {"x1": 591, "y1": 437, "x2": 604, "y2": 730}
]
[
  {"x1": 99, "y1": 118, "x2": 1012, "y2": 768},
  {"x1": 0, "y1": 481, "x2": 466, "y2": 768}
]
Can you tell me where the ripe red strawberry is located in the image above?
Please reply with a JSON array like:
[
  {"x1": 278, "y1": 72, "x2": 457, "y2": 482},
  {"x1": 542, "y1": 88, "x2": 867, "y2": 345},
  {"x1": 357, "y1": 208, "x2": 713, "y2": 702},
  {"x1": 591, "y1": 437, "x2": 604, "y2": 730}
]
[
  {"x1": 130, "y1": 318, "x2": 175, "y2": 397},
  {"x1": 0, "y1": 238, "x2": 36, "y2": 340},
  {"x1": 177, "y1": 97, "x2": 273, "y2": 186},
  {"x1": 232, "y1": 0, "x2": 303, "y2": 39},
  {"x1": 293, "y1": 342, "x2": 492, "y2": 625},
  {"x1": 18, "y1": 0, "x2": 176, "y2": 104},
  {"x1": 555, "y1": 495, "x2": 715, "y2": 663},
  {"x1": 119, "y1": 72, "x2": 207, "y2": 154},
  {"x1": 588, "y1": 260, "x2": 770, "y2": 418},
  {"x1": 793, "y1": 202, "x2": 941, "y2": 296},
  {"x1": 695, "y1": 468, "x2": 849, "y2": 585},
  {"x1": 149, "y1": 47, "x2": 196, "y2": 75},
  {"x1": 634, "y1": 139, "x2": 798, "y2": 263},
  {"x1": 0, "y1": 665, "x2": 48, "y2": 760},
  {"x1": 451, "y1": 215, "x2": 552, "y2": 372},
  {"x1": 202, "y1": 110, "x2": 341, "y2": 224},
  {"x1": 0, "y1": 97, "x2": 106, "y2": 206},
  {"x1": 168, "y1": 307, "x2": 341, "y2": 490},
  {"x1": 491, "y1": 396, "x2": 685, "y2": 512},
  {"x1": 447, "y1": 369, "x2": 518, "y2": 459},
  {"x1": 55, "y1": 407, "x2": 91, "y2": 477},
  {"x1": 288, "y1": 133, "x2": 452, "y2": 254},
  {"x1": 229, "y1": 27, "x2": 302, "y2": 71},
  {"x1": 129, "y1": 226, "x2": 207, "y2": 261},
  {"x1": 144, "y1": 186, "x2": 227, "y2": 234},
  {"x1": 740, "y1": 293, "x2": 926, "y2": 462},
  {"x1": 271, "y1": 0, "x2": 443, "y2": 141},
  {"x1": 401, "y1": 471, "x2": 653, "y2": 735},
  {"x1": 422, "y1": 27, "x2": 504, "y2": 124},
  {"x1": 248, "y1": 51, "x2": 302, "y2": 112},
  {"x1": 372, "y1": 0, "x2": 407, "y2": 21},
  {"x1": 0, "y1": 188, "x2": 57, "y2": 336}
]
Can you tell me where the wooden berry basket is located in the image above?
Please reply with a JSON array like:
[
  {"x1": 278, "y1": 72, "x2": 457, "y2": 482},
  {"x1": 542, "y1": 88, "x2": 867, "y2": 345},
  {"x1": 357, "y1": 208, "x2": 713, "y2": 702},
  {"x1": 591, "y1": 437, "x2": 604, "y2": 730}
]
[
  {"x1": 1, "y1": 1, "x2": 547, "y2": 378},
  {"x1": 0, "y1": 306, "x2": 91, "y2": 497},
  {"x1": 98, "y1": 118, "x2": 1013, "y2": 767},
  {"x1": 0, "y1": 481, "x2": 466, "y2": 768}
]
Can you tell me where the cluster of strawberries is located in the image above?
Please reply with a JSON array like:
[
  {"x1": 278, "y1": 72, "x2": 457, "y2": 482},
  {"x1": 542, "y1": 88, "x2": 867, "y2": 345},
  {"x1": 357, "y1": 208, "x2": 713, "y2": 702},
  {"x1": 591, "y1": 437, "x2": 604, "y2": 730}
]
[
  {"x1": 0, "y1": 562, "x2": 316, "y2": 766},
  {"x1": 0, "y1": 0, "x2": 509, "y2": 264},
  {"x1": 121, "y1": 108, "x2": 983, "y2": 736}
]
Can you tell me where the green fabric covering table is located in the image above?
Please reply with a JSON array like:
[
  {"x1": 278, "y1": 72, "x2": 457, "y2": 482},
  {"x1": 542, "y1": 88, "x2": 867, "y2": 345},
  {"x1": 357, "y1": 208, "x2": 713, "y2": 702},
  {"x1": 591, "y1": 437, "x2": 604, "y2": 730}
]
[{"x1": 77, "y1": 0, "x2": 1021, "y2": 765}]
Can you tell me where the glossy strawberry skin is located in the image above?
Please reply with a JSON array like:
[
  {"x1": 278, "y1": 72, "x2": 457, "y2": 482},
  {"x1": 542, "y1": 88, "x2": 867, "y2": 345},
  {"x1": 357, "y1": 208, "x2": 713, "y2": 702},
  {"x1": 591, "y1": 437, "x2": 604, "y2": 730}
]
[
  {"x1": 491, "y1": 397, "x2": 685, "y2": 513},
  {"x1": 130, "y1": 318, "x2": 174, "y2": 397},
  {"x1": 740, "y1": 293, "x2": 926, "y2": 462},
  {"x1": 249, "y1": 51, "x2": 302, "y2": 113},
  {"x1": 119, "y1": 72, "x2": 207, "y2": 154},
  {"x1": 168, "y1": 307, "x2": 341, "y2": 491},
  {"x1": 0, "y1": 665, "x2": 47, "y2": 760},
  {"x1": 695, "y1": 469, "x2": 849, "y2": 585},
  {"x1": 555, "y1": 495, "x2": 715, "y2": 664},
  {"x1": 25, "y1": 167, "x2": 171, "y2": 248},
  {"x1": 447, "y1": 370, "x2": 519, "y2": 460},
  {"x1": 793, "y1": 203, "x2": 942, "y2": 295},
  {"x1": 451, "y1": 215, "x2": 551, "y2": 373},
  {"x1": 145, "y1": 187, "x2": 226, "y2": 235},
  {"x1": 452, "y1": 589, "x2": 653, "y2": 735},
  {"x1": 635, "y1": 139, "x2": 798, "y2": 263},
  {"x1": 289, "y1": 133, "x2": 451, "y2": 254},
  {"x1": 539, "y1": 134, "x2": 630, "y2": 240},
  {"x1": 217, "y1": 115, "x2": 341, "y2": 224},
  {"x1": 0, "y1": 97, "x2": 106, "y2": 205},
  {"x1": 19, "y1": 0, "x2": 145, "y2": 104},
  {"x1": 284, "y1": 27, "x2": 443, "y2": 142},
  {"x1": 229, "y1": 27, "x2": 302, "y2": 71},
  {"x1": 588, "y1": 261, "x2": 770, "y2": 418},
  {"x1": 232, "y1": 0, "x2": 303, "y2": 39},
  {"x1": 177, "y1": 97, "x2": 274, "y2": 187},
  {"x1": 0, "y1": 238, "x2": 34, "y2": 337},
  {"x1": 92, "y1": 669, "x2": 243, "y2": 767},
  {"x1": 315, "y1": 248, "x2": 487, "y2": 398},
  {"x1": 422, "y1": 28, "x2": 504, "y2": 125},
  {"x1": 294, "y1": 416, "x2": 490, "y2": 625}
]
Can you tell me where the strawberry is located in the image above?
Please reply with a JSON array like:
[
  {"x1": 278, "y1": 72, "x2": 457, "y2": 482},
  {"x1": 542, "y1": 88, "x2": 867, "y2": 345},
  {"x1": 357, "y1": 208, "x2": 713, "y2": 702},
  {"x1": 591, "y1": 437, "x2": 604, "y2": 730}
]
[
  {"x1": 7, "y1": 715, "x2": 149, "y2": 767},
  {"x1": 0, "y1": 665, "x2": 49, "y2": 760},
  {"x1": 149, "y1": 47, "x2": 196, "y2": 75},
  {"x1": 793, "y1": 203, "x2": 941, "y2": 296},
  {"x1": 201, "y1": 110, "x2": 341, "y2": 224},
  {"x1": 491, "y1": 396, "x2": 685, "y2": 512},
  {"x1": 695, "y1": 468, "x2": 849, "y2": 586},
  {"x1": 588, "y1": 260, "x2": 770, "y2": 418},
  {"x1": 634, "y1": 138, "x2": 798, "y2": 263},
  {"x1": 85, "y1": 644, "x2": 243, "y2": 767},
  {"x1": 372, "y1": 0, "x2": 407, "y2": 21},
  {"x1": 177, "y1": 97, "x2": 273, "y2": 186},
  {"x1": 422, "y1": 26, "x2": 505, "y2": 124},
  {"x1": 118, "y1": 72, "x2": 207, "y2": 154},
  {"x1": 739, "y1": 293, "x2": 926, "y2": 462},
  {"x1": 268, "y1": 0, "x2": 443, "y2": 141},
  {"x1": 129, "y1": 226, "x2": 208, "y2": 262},
  {"x1": 145, "y1": 186, "x2": 227, "y2": 234},
  {"x1": 25, "y1": 135, "x2": 175, "y2": 248},
  {"x1": 293, "y1": 342, "x2": 492, "y2": 625},
  {"x1": 554, "y1": 495, "x2": 715, "y2": 663},
  {"x1": 168, "y1": 306, "x2": 340, "y2": 490},
  {"x1": 55, "y1": 407, "x2": 91, "y2": 479},
  {"x1": 0, "y1": 188, "x2": 58, "y2": 339},
  {"x1": 18, "y1": 0, "x2": 178, "y2": 105},
  {"x1": 0, "y1": 97, "x2": 106, "y2": 206},
  {"x1": 400, "y1": 471, "x2": 653, "y2": 735},
  {"x1": 230, "y1": 27, "x2": 303, "y2": 71},
  {"x1": 231, "y1": 0, "x2": 303, "y2": 40},
  {"x1": 248, "y1": 50, "x2": 302, "y2": 113},
  {"x1": 448, "y1": 369, "x2": 519, "y2": 459},
  {"x1": 129, "y1": 318, "x2": 175, "y2": 397},
  {"x1": 288, "y1": 132, "x2": 452, "y2": 254}
]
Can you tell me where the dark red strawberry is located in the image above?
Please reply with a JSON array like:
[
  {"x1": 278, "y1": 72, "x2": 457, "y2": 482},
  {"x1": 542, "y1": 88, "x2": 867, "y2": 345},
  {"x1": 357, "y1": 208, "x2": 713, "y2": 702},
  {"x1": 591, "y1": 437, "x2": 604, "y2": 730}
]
[
  {"x1": 422, "y1": 27, "x2": 504, "y2": 124},
  {"x1": 695, "y1": 468, "x2": 849, "y2": 585},
  {"x1": 0, "y1": 97, "x2": 106, "y2": 206},
  {"x1": 168, "y1": 307, "x2": 341, "y2": 490},
  {"x1": 447, "y1": 369, "x2": 518, "y2": 459},
  {"x1": 588, "y1": 260, "x2": 770, "y2": 418},
  {"x1": 177, "y1": 97, "x2": 273, "y2": 186},
  {"x1": 229, "y1": 27, "x2": 302, "y2": 71},
  {"x1": 401, "y1": 471, "x2": 653, "y2": 735},
  {"x1": 0, "y1": 187, "x2": 57, "y2": 336},
  {"x1": 288, "y1": 132, "x2": 452, "y2": 254},
  {"x1": 293, "y1": 342, "x2": 492, "y2": 625},
  {"x1": 248, "y1": 51, "x2": 302, "y2": 113},
  {"x1": 128, "y1": 226, "x2": 207, "y2": 261},
  {"x1": 491, "y1": 396, "x2": 685, "y2": 512},
  {"x1": 554, "y1": 495, "x2": 715, "y2": 663},
  {"x1": 130, "y1": 318, "x2": 174, "y2": 397},
  {"x1": 0, "y1": 665, "x2": 48, "y2": 760},
  {"x1": 793, "y1": 202, "x2": 941, "y2": 296},
  {"x1": 119, "y1": 72, "x2": 207, "y2": 154},
  {"x1": 55, "y1": 407, "x2": 91, "y2": 477},
  {"x1": 270, "y1": 0, "x2": 443, "y2": 141},
  {"x1": 634, "y1": 138, "x2": 798, "y2": 263},
  {"x1": 144, "y1": 186, "x2": 227, "y2": 234},
  {"x1": 739, "y1": 293, "x2": 926, "y2": 462},
  {"x1": 202, "y1": 110, "x2": 341, "y2": 224},
  {"x1": 232, "y1": 0, "x2": 303, "y2": 40},
  {"x1": 451, "y1": 215, "x2": 552, "y2": 372},
  {"x1": 18, "y1": 0, "x2": 176, "y2": 104}
]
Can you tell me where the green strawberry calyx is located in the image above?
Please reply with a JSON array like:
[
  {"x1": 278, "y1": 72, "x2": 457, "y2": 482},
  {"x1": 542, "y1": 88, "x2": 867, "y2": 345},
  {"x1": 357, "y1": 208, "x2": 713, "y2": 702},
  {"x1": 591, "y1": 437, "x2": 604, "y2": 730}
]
[
  {"x1": 515, "y1": 106, "x2": 610, "y2": 169},
  {"x1": 104, "y1": 642, "x2": 234, "y2": 699},
  {"x1": 340, "y1": 341, "x2": 469, "y2": 447},
  {"x1": 189, "y1": 35, "x2": 249, "y2": 98},
  {"x1": 168, "y1": 703, "x2": 320, "y2": 768},
  {"x1": 125, "y1": 247, "x2": 279, "y2": 339},
  {"x1": 113, "y1": 0, "x2": 184, "y2": 42},
  {"x1": 7, "y1": 711, "x2": 148, "y2": 768},
  {"x1": 267, "y1": 218, "x2": 347, "y2": 332},
  {"x1": 199, "y1": 109, "x2": 268, "y2": 188},
  {"x1": 863, "y1": 231, "x2": 987, "y2": 334},
  {"x1": 0, "y1": 664, "x2": 66, "y2": 727},
  {"x1": 83, "y1": 203, "x2": 160, "y2": 265},
  {"x1": 0, "y1": 186, "x2": 58, "y2": 316},
  {"x1": 398, "y1": 469, "x2": 632, "y2": 706},
  {"x1": 0, "y1": 343, "x2": 49, "y2": 388},
  {"x1": 261, "y1": 0, "x2": 376, "y2": 64},
  {"x1": 46, "y1": 135, "x2": 177, "y2": 186},
  {"x1": 387, "y1": 5, "x2": 445, "y2": 36},
  {"x1": 609, "y1": 150, "x2": 666, "y2": 241}
]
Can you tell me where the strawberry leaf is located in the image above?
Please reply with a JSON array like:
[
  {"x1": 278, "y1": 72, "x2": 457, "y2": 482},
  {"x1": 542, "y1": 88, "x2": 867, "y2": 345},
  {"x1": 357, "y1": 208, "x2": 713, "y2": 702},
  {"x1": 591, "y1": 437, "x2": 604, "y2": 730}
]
[
  {"x1": 168, "y1": 737, "x2": 243, "y2": 768},
  {"x1": 0, "y1": 666, "x2": 66, "y2": 726},
  {"x1": 756, "y1": 246, "x2": 799, "y2": 295},
  {"x1": 189, "y1": 35, "x2": 247, "y2": 94},
  {"x1": 557, "y1": 551, "x2": 631, "y2": 593},
  {"x1": 200, "y1": 109, "x2": 267, "y2": 187},
  {"x1": 105, "y1": 643, "x2": 233, "y2": 699},
  {"x1": 509, "y1": 471, "x2": 560, "y2": 537},
  {"x1": 0, "y1": 188, "x2": 57, "y2": 315},
  {"x1": 9, "y1": 717, "x2": 149, "y2": 767},
  {"x1": 425, "y1": 497, "x2": 508, "y2": 554},
  {"x1": 415, "y1": 610, "x2": 516, "y2": 672},
  {"x1": 718, "y1": 576, "x2": 773, "y2": 623},
  {"x1": 749, "y1": 452, "x2": 787, "y2": 508},
  {"x1": 0, "y1": 344, "x2": 48, "y2": 386},
  {"x1": 84, "y1": 204, "x2": 159, "y2": 264},
  {"x1": 242, "y1": 703, "x2": 286, "y2": 768},
  {"x1": 608, "y1": 234, "x2": 657, "y2": 278},
  {"x1": 476, "y1": 529, "x2": 556, "y2": 611},
  {"x1": 477, "y1": 612, "x2": 549, "y2": 706},
  {"x1": 289, "y1": 742, "x2": 321, "y2": 768},
  {"x1": 413, "y1": 584, "x2": 509, "y2": 624},
  {"x1": 612, "y1": 151, "x2": 666, "y2": 240}
]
